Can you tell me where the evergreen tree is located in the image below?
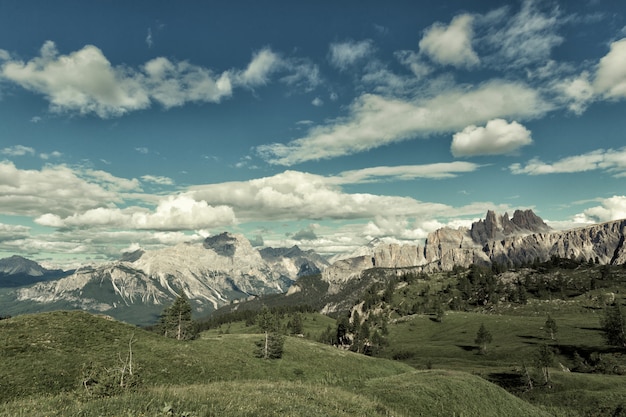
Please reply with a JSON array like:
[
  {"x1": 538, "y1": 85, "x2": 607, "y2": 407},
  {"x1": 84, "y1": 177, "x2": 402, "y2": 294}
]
[
  {"x1": 475, "y1": 323, "x2": 493, "y2": 354},
  {"x1": 286, "y1": 312, "x2": 304, "y2": 335},
  {"x1": 255, "y1": 307, "x2": 284, "y2": 359},
  {"x1": 159, "y1": 292, "x2": 197, "y2": 340},
  {"x1": 601, "y1": 303, "x2": 626, "y2": 348},
  {"x1": 544, "y1": 315, "x2": 558, "y2": 341},
  {"x1": 536, "y1": 343, "x2": 554, "y2": 386}
]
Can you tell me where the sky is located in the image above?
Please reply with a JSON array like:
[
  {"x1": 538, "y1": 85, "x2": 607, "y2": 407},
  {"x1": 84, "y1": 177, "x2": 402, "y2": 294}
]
[{"x1": 1, "y1": 0, "x2": 626, "y2": 267}]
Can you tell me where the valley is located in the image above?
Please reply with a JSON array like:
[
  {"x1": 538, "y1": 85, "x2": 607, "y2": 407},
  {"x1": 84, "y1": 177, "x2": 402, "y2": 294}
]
[{"x1": 1, "y1": 211, "x2": 626, "y2": 416}]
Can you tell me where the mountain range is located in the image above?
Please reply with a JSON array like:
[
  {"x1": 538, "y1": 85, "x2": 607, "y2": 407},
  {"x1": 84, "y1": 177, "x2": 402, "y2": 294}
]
[{"x1": 1, "y1": 210, "x2": 625, "y2": 324}]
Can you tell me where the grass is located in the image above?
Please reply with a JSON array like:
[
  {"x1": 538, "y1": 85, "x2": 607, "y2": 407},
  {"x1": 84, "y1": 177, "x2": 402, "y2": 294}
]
[
  {"x1": 382, "y1": 309, "x2": 606, "y2": 371},
  {"x1": 0, "y1": 310, "x2": 554, "y2": 416}
]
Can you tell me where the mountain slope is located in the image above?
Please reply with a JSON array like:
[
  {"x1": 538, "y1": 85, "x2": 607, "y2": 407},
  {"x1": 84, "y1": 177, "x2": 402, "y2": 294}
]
[
  {"x1": 322, "y1": 210, "x2": 626, "y2": 289},
  {"x1": 0, "y1": 255, "x2": 68, "y2": 288},
  {"x1": 0, "y1": 311, "x2": 551, "y2": 417},
  {"x1": 9, "y1": 233, "x2": 328, "y2": 324}
]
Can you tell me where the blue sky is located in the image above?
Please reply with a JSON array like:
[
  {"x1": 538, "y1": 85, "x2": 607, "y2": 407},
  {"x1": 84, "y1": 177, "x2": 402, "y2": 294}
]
[{"x1": 1, "y1": 0, "x2": 625, "y2": 266}]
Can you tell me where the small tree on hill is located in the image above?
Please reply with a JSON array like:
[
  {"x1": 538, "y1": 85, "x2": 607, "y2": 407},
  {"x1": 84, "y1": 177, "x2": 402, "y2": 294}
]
[
  {"x1": 159, "y1": 292, "x2": 197, "y2": 340},
  {"x1": 601, "y1": 303, "x2": 626, "y2": 348},
  {"x1": 544, "y1": 315, "x2": 558, "y2": 341},
  {"x1": 536, "y1": 343, "x2": 554, "y2": 386},
  {"x1": 475, "y1": 323, "x2": 493, "y2": 354},
  {"x1": 255, "y1": 307, "x2": 284, "y2": 359}
]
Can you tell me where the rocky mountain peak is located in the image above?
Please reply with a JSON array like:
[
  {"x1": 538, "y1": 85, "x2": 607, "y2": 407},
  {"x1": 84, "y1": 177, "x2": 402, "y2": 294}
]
[
  {"x1": 470, "y1": 209, "x2": 550, "y2": 244},
  {"x1": 120, "y1": 249, "x2": 145, "y2": 263},
  {"x1": 0, "y1": 255, "x2": 47, "y2": 276},
  {"x1": 510, "y1": 209, "x2": 550, "y2": 232},
  {"x1": 202, "y1": 232, "x2": 250, "y2": 257}
]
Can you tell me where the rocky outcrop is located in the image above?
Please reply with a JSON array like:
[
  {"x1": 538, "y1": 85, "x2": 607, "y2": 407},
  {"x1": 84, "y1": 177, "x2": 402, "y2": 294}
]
[
  {"x1": 322, "y1": 211, "x2": 626, "y2": 289},
  {"x1": 0, "y1": 255, "x2": 47, "y2": 277},
  {"x1": 470, "y1": 209, "x2": 550, "y2": 244},
  {"x1": 13, "y1": 233, "x2": 328, "y2": 321}
]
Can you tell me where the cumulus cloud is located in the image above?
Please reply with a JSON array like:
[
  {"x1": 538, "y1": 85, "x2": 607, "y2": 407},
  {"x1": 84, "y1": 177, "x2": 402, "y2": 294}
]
[
  {"x1": 328, "y1": 40, "x2": 375, "y2": 71},
  {"x1": 557, "y1": 72, "x2": 595, "y2": 115},
  {"x1": 451, "y1": 119, "x2": 532, "y2": 157},
  {"x1": 1, "y1": 41, "x2": 150, "y2": 117},
  {"x1": 142, "y1": 57, "x2": 232, "y2": 108},
  {"x1": 39, "y1": 151, "x2": 63, "y2": 160},
  {"x1": 257, "y1": 81, "x2": 547, "y2": 165},
  {"x1": 0, "y1": 222, "x2": 30, "y2": 242},
  {"x1": 575, "y1": 196, "x2": 626, "y2": 223},
  {"x1": 594, "y1": 38, "x2": 626, "y2": 100},
  {"x1": 419, "y1": 14, "x2": 479, "y2": 68},
  {"x1": 0, "y1": 42, "x2": 310, "y2": 118},
  {"x1": 236, "y1": 47, "x2": 282, "y2": 87},
  {"x1": 186, "y1": 169, "x2": 495, "y2": 225},
  {"x1": 0, "y1": 161, "x2": 139, "y2": 217},
  {"x1": 509, "y1": 147, "x2": 626, "y2": 177},
  {"x1": 35, "y1": 195, "x2": 237, "y2": 231},
  {"x1": 1, "y1": 145, "x2": 35, "y2": 157},
  {"x1": 292, "y1": 225, "x2": 318, "y2": 241}
]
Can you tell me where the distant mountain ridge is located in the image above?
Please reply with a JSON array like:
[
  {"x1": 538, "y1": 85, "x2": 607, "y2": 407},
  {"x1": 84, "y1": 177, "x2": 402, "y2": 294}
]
[
  {"x1": 0, "y1": 255, "x2": 67, "y2": 287},
  {"x1": 321, "y1": 210, "x2": 626, "y2": 291},
  {"x1": 6, "y1": 233, "x2": 329, "y2": 324},
  {"x1": 3, "y1": 210, "x2": 626, "y2": 324}
]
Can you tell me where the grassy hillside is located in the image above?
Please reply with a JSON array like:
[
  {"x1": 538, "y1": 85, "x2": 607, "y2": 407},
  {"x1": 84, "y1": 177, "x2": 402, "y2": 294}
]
[{"x1": 0, "y1": 310, "x2": 551, "y2": 416}]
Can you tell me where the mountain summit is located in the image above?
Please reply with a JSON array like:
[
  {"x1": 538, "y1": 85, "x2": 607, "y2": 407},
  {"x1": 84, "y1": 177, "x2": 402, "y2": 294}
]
[
  {"x1": 470, "y1": 209, "x2": 551, "y2": 244},
  {"x1": 12, "y1": 233, "x2": 328, "y2": 324},
  {"x1": 0, "y1": 255, "x2": 47, "y2": 277},
  {"x1": 322, "y1": 210, "x2": 626, "y2": 289}
]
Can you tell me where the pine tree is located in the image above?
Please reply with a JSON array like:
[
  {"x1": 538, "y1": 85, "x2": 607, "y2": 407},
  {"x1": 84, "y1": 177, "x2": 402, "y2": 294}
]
[
  {"x1": 475, "y1": 323, "x2": 493, "y2": 354},
  {"x1": 159, "y1": 292, "x2": 197, "y2": 340},
  {"x1": 286, "y1": 312, "x2": 304, "y2": 335},
  {"x1": 601, "y1": 303, "x2": 626, "y2": 348},
  {"x1": 544, "y1": 314, "x2": 558, "y2": 341},
  {"x1": 536, "y1": 343, "x2": 554, "y2": 386},
  {"x1": 255, "y1": 307, "x2": 284, "y2": 359}
]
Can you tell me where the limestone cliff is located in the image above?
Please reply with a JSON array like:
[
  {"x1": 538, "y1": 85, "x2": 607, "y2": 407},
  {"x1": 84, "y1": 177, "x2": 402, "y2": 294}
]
[{"x1": 322, "y1": 211, "x2": 626, "y2": 289}]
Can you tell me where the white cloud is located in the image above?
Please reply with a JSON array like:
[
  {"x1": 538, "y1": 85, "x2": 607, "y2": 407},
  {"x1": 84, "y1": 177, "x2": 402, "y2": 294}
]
[
  {"x1": 1, "y1": 145, "x2": 35, "y2": 156},
  {"x1": 1, "y1": 41, "x2": 150, "y2": 118},
  {"x1": 510, "y1": 147, "x2": 626, "y2": 177},
  {"x1": 187, "y1": 169, "x2": 498, "y2": 226},
  {"x1": 0, "y1": 42, "x2": 313, "y2": 118},
  {"x1": 482, "y1": 1, "x2": 563, "y2": 69},
  {"x1": 142, "y1": 57, "x2": 232, "y2": 108},
  {"x1": 146, "y1": 28, "x2": 153, "y2": 48},
  {"x1": 594, "y1": 38, "x2": 626, "y2": 100},
  {"x1": 576, "y1": 196, "x2": 626, "y2": 223},
  {"x1": 279, "y1": 58, "x2": 321, "y2": 92},
  {"x1": 451, "y1": 119, "x2": 532, "y2": 157},
  {"x1": 0, "y1": 161, "x2": 139, "y2": 217},
  {"x1": 141, "y1": 175, "x2": 174, "y2": 185},
  {"x1": 332, "y1": 162, "x2": 480, "y2": 184},
  {"x1": 39, "y1": 151, "x2": 63, "y2": 160},
  {"x1": 35, "y1": 195, "x2": 237, "y2": 231},
  {"x1": 0, "y1": 222, "x2": 30, "y2": 242},
  {"x1": 311, "y1": 97, "x2": 323, "y2": 107},
  {"x1": 419, "y1": 14, "x2": 479, "y2": 68},
  {"x1": 395, "y1": 50, "x2": 432, "y2": 79},
  {"x1": 236, "y1": 47, "x2": 281, "y2": 87},
  {"x1": 557, "y1": 72, "x2": 595, "y2": 115},
  {"x1": 257, "y1": 80, "x2": 547, "y2": 166},
  {"x1": 328, "y1": 40, "x2": 375, "y2": 71}
]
